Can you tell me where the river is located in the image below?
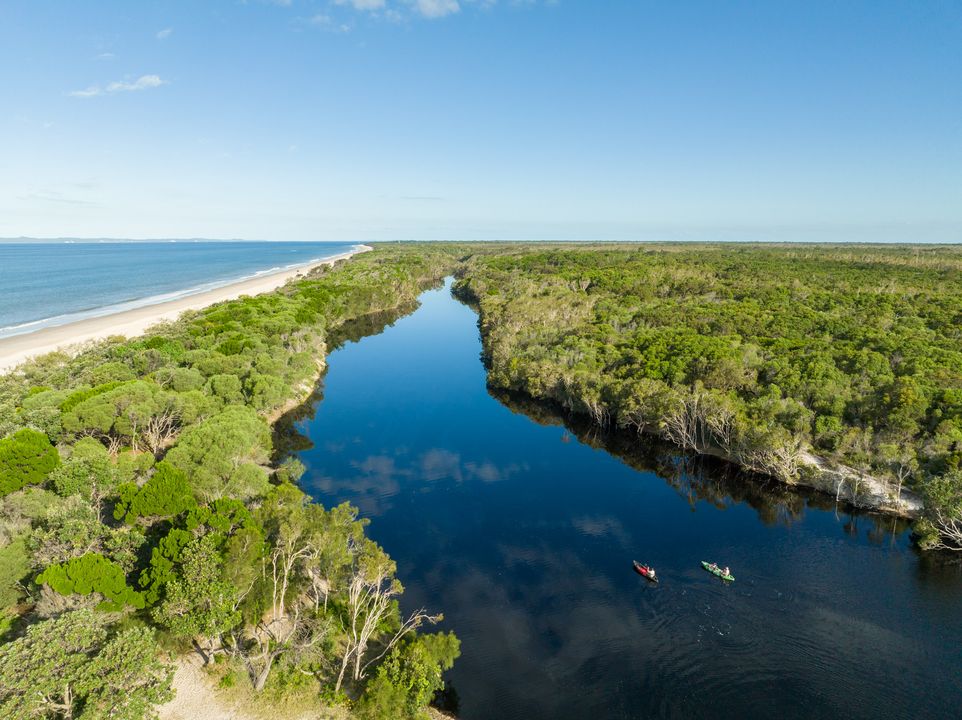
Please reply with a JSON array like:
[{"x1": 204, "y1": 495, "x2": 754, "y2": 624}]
[{"x1": 286, "y1": 279, "x2": 962, "y2": 719}]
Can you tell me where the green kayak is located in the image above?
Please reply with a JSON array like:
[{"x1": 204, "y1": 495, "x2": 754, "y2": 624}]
[{"x1": 701, "y1": 561, "x2": 734, "y2": 582}]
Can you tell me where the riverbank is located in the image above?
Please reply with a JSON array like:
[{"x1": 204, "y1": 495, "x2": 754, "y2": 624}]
[
  {"x1": 0, "y1": 244, "x2": 372, "y2": 373},
  {"x1": 488, "y1": 384, "x2": 924, "y2": 519},
  {"x1": 451, "y1": 246, "x2": 945, "y2": 522}
]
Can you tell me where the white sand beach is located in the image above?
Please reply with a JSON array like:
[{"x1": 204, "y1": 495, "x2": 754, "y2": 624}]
[{"x1": 0, "y1": 245, "x2": 372, "y2": 374}]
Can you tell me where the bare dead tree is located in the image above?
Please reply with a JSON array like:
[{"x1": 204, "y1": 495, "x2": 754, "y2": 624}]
[
  {"x1": 267, "y1": 531, "x2": 317, "y2": 623},
  {"x1": 334, "y1": 550, "x2": 440, "y2": 692},
  {"x1": 662, "y1": 393, "x2": 701, "y2": 451},
  {"x1": 143, "y1": 404, "x2": 180, "y2": 454},
  {"x1": 928, "y1": 507, "x2": 962, "y2": 552},
  {"x1": 242, "y1": 604, "x2": 330, "y2": 692}
]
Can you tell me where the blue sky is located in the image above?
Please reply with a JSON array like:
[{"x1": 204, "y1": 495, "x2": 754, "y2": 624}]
[{"x1": 1, "y1": 1, "x2": 960, "y2": 242}]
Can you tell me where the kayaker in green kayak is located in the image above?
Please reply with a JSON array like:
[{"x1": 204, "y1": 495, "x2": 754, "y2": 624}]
[{"x1": 702, "y1": 561, "x2": 735, "y2": 581}]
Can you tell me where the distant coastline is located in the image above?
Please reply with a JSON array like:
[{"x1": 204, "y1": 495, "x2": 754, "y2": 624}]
[{"x1": 0, "y1": 244, "x2": 371, "y2": 373}]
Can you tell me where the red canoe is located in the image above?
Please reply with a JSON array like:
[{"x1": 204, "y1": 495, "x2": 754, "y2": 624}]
[{"x1": 633, "y1": 560, "x2": 659, "y2": 583}]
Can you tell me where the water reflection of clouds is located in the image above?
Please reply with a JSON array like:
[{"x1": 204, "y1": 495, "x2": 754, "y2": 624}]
[
  {"x1": 413, "y1": 547, "x2": 652, "y2": 718},
  {"x1": 571, "y1": 515, "x2": 632, "y2": 546},
  {"x1": 420, "y1": 448, "x2": 462, "y2": 482},
  {"x1": 310, "y1": 449, "x2": 530, "y2": 516},
  {"x1": 420, "y1": 448, "x2": 528, "y2": 484},
  {"x1": 308, "y1": 455, "x2": 408, "y2": 516}
]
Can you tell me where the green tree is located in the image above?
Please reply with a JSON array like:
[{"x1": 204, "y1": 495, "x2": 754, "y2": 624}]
[
  {"x1": 139, "y1": 528, "x2": 193, "y2": 606},
  {"x1": 917, "y1": 471, "x2": 962, "y2": 551},
  {"x1": 0, "y1": 608, "x2": 173, "y2": 720},
  {"x1": 49, "y1": 450, "x2": 118, "y2": 518},
  {"x1": 164, "y1": 406, "x2": 272, "y2": 501},
  {"x1": 0, "y1": 537, "x2": 30, "y2": 610},
  {"x1": 152, "y1": 534, "x2": 240, "y2": 662},
  {"x1": 356, "y1": 633, "x2": 461, "y2": 720},
  {"x1": 61, "y1": 381, "x2": 182, "y2": 454},
  {"x1": 37, "y1": 553, "x2": 145, "y2": 611},
  {"x1": 0, "y1": 428, "x2": 60, "y2": 497},
  {"x1": 17, "y1": 388, "x2": 71, "y2": 443},
  {"x1": 114, "y1": 461, "x2": 196, "y2": 524}
]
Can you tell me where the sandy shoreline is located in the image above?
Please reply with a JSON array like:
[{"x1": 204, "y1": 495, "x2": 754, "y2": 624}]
[{"x1": 0, "y1": 244, "x2": 372, "y2": 374}]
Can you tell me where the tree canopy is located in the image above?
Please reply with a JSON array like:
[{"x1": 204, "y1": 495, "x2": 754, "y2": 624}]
[{"x1": 0, "y1": 428, "x2": 60, "y2": 497}]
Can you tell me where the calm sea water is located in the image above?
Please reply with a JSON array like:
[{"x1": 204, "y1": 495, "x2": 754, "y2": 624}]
[
  {"x1": 0, "y1": 241, "x2": 358, "y2": 338},
  {"x1": 290, "y1": 280, "x2": 962, "y2": 719}
]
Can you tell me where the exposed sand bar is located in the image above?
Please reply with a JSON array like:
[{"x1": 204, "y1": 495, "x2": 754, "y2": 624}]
[{"x1": 0, "y1": 244, "x2": 372, "y2": 374}]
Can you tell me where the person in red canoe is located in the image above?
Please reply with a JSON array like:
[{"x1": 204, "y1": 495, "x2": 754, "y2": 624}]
[{"x1": 646, "y1": 566, "x2": 657, "y2": 580}]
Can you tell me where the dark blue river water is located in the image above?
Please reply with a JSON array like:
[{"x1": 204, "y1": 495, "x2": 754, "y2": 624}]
[{"x1": 292, "y1": 280, "x2": 962, "y2": 719}]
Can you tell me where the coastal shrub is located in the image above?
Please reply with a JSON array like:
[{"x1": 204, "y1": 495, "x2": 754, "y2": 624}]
[
  {"x1": 0, "y1": 537, "x2": 31, "y2": 610},
  {"x1": 49, "y1": 452, "x2": 116, "y2": 503},
  {"x1": 0, "y1": 428, "x2": 60, "y2": 497},
  {"x1": 37, "y1": 552, "x2": 145, "y2": 611},
  {"x1": 153, "y1": 366, "x2": 206, "y2": 392},
  {"x1": 59, "y1": 381, "x2": 127, "y2": 413},
  {"x1": 61, "y1": 380, "x2": 182, "y2": 453},
  {"x1": 164, "y1": 405, "x2": 272, "y2": 501},
  {"x1": 114, "y1": 461, "x2": 196, "y2": 524},
  {"x1": 17, "y1": 388, "x2": 70, "y2": 442},
  {"x1": 27, "y1": 495, "x2": 105, "y2": 567},
  {"x1": 152, "y1": 535, "x2": 241, "y2": 657},
  {"x1": 184, "y1": 497, "x2": 256, "y2": 536},
  {"x1": 114, "y1": 448, "x2": 156, "y2": 484},
  {"x1": 0, "y1": 609, "x2": 173, "y2": 719},
  {"x1": 139, "y1": 528, "x2": 193, "y2": 605},
  {"x1": 356, "y1": 633, "x2": 461, "y2": 720},
  {"x1": 142, "y1": 335, "x2": 188, "y2": 363},
  {"x1": 246, "y1": 371, "x2": 289, "y2": 412},
  {"x1": 87, "y1": 360, "x2": 138, "y2": 385},
  {"x1": 204, "y1": 373, "x2": 246, "y2": 406}
]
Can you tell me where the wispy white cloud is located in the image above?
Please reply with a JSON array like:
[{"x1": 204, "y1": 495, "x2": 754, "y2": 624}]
[
  {"x1": 413, "y1": 0, "x2": 460, "y2": 18},
  {"x1": 291, "y1": 0, "x2": 541, "y2": 25},
  {"x1": 68, "y1": 86, "x2": 104, "y2": 98},
  {"x1": 69, "y1": 74, "x2": 168, "y2": 98},
  {"x1": 96, "y1": 52, "x2": 115, "y2": 60},
  {"x1": 19, "y1": 190, "x2": 98, "y2": 206},
  {"x1": 306, "y1": 13, "x2": 352, "y2": 32},
  {"x1": 107, "y1": 75, "x2": 167, "y2": 92},
  {"x1": 156, "y1": 27, "x2": 173, "y2": 40},
  {"x1": 335, "y1": 0, "x2": 386, "y2": 9}
]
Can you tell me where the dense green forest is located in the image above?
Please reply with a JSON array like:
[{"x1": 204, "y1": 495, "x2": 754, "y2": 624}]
[
  {"x1": 0, "y1": 246, "x2": 463, "y2": 720},
  {"x1": 2, "y1": 241, "x2": 961, "y2": 719},
  {"x1": 454, "y1": 244, "x2": 962, "y2": 551}
]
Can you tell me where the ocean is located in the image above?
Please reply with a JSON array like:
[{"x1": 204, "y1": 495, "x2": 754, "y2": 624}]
[{"x1": 0, "y1": 240, "x2": 360, "y2": 339}]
